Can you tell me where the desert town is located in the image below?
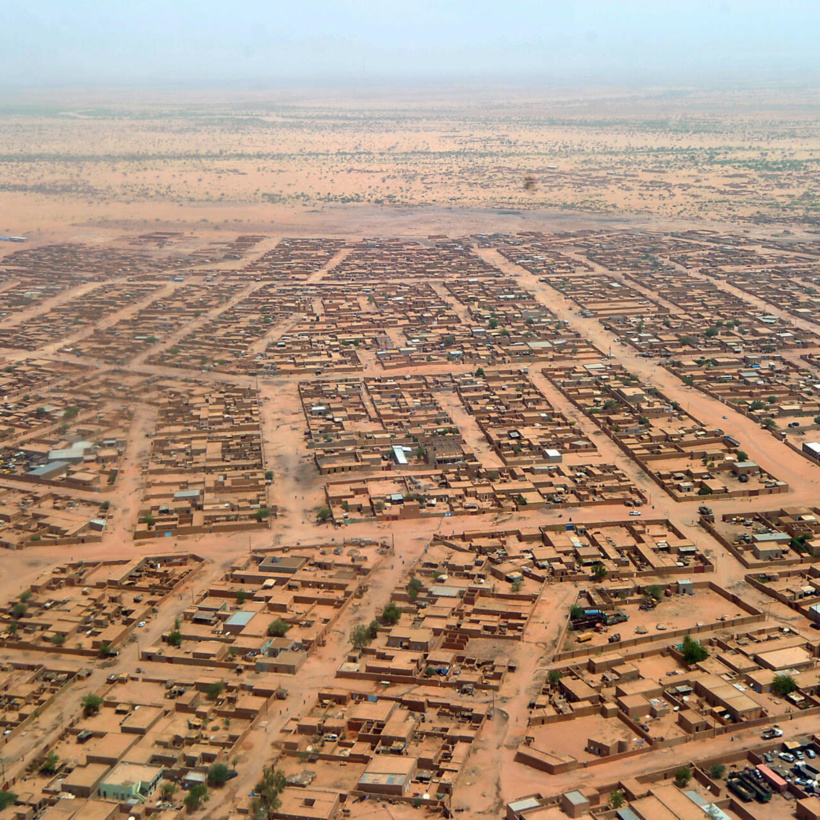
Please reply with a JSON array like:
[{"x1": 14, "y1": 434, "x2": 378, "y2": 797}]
[{"x1": 0, "y1": 219, "x2": 818, "y2": 820}]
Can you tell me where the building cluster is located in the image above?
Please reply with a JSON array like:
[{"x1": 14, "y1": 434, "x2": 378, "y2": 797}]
[
  {"x1": 5, "y1": 229, "x2": 820, "y2": 818},
  {"x1": 338, "y1": 540, "x2": 528, "y2": 688},
  {"x1": 12, "y1": 673, "x2": 272, "y2": 820},
  {"x1": 266, "y1": 687, "x2": 489, "y2": 815},
  {"x1": 65, "y1": 282, "x2": 238, "y2": 365},
  {"x1": 0, "y1": 485, "x2": 104, "y2": 550},
  {"x1": 707, "y1": 506, "x2": 820, "y2": 567},
  {"x1": 0, "y1": 282, "x2": 162, "y2": 352},
  {"x1": 517, "y1": 602, "x2": 820, "y2": 778},
  {"x1": 544, "y1": 360, "x2": 787, "y2": 500},
  {"x1": 238, "y1": 237, "x2": 346, "y2": 281},
  {"x1": 137, "y1": 386, "x2": 271, "y2": 539},
  {"x1": 0, "y1": 662, "x2": 78, "y2": 745},
  {"x1": 0, "y1": 555, "x2": 200, "y2": 656},
  {"x1": 147, "y1": 284, "x2": 314, "y2": 374},
  {"x1": 509, "y1": 736, "x2": 820, "y2": 820},
  {"x1": 301, "y1": 375, "x2": 476, "y2": 475},
  {"x1": 142, "y1": 543, "x2": 384, "y2": 673}
]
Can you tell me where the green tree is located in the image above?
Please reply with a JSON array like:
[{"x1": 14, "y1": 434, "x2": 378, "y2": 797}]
[
  {"x1": 750, "y1": 399, "x2": 765, "y2": 411},
  {"x1": 407, "y1": 577, "x2": 423, "y2": 601},
  {"x1": 184, "y1": 783, "x2": 209, "y2": 812},
  {"x1": 160, "y1": 782, "x2": 178, "y2": 801},
  {"x1": 511, "y1": 578, "x2": 523, "y2": 593},
  {"x1": 205, "y1": 681, "x2": 225, "y2": 701},
  {"x1": 737, "y1": 451, "x2": 748, "y2": 462},
  {"x1": 591, "y1": 563, "x2": 608, "y2": 580},
  {"x1": 251, "y1": 767, "x2": 287, "y2": 819},
  {"x1": 350, "y1": 624, "x2": 372, "y2": 649},
  {"x1": 610, "y1": 790, "x2": 626, "y2": 809},
  {"x1": 235, "y1": 589, "x2": 248, "y2": 605},
  {"x1": 141, "y1": 514, "x2": 156, "y2": 528},
  {"x1": 316, "y1": 506, "x2": 332, "y2": 523},
  {"x1": 681, "y1": 635, "x2": 708, "y2": 664},
  {"x1": 62, "y1": 405, "x2": 79, "y2": 420},
  {"x1": 167, "y1": 629, "x2": 182, "y2": 647},
  {"x1": 570, "y1": 605, "x2": 584, "y2": 620},
  {"x1": 548, "y1": 670, "x2": 563, "y2": 687},
  {"x1": 674, "y1": 766, "x2": 692, "y2": 787},
  {"x1": 207, "y1": 763, "x2": 231, "y2": 787},
  {"x1": 772, "y1": 674, "x2": 797, "y2": 696},
  {"x1": 81, "y1": 693, "x2": 103, "y2": 716},
  {"x1": 10, "y1": 602, "x2": 26, "y2": 619},
  {"x1": 381, "y1": 601, "x2": 402, "y2": 625},
  {"x1": 267, "y1": 619, "x2": 291, "y2": 638},
  {"x1": 0, "y1": 791, "x2": 17, "y2": 810},
  {"x1": 709, "y1": 763, "x2": 726, "y2": 780},
  {"x1": 40, "y1": 751, "x2": 60, "y2": 775},
  {"x1": 98, "y1": 642, "x2": 115, "y2": 658},
  {"x1": 474, "y1": 367, "x2": 485, "y2": 377}
]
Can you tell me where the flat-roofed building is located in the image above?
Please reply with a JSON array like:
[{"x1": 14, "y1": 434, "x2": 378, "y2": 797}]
[
  {"x1": 98, "y1": 761, "x2": 163, "y2": 803},
  {"x1": 357, "y1": 756, "x2": 417, "y2": 796},
  {"x1": 60, "y1": 762, "x2": 110, "y2": 798},
  {"x1": 277, "y1": 787, "x2": 341, "y2": 820}
]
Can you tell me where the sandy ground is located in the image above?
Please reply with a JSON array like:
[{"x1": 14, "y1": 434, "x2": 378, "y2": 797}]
[{"x1": 2, "y1": 85, "x2": 820, "y2": 238}]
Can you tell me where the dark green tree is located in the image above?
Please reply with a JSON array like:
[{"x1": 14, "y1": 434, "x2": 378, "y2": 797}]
[
  {"x1": 681, "y1": 635, "x2": 708, "y2": 664},
  {"x1": 184, "y1": 783, "x2": 209, "y2": 812},
  {"x1": 207, "y1": 763, "x2": 231, "y2": 787},
  {"x1": 251, "y1": 767, "x2": 287, "y2": 819}
]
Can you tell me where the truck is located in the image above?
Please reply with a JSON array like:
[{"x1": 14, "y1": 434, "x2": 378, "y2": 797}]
[
  {"x1": 737, "y1": 773, "x2": 772, "y2": 803},
  {"x1": 727, "y1": 778, "x2": 754, "y2": 803}
]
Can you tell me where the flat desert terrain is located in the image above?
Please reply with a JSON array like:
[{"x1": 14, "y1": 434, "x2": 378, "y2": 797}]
[{"x1": 2, "y1": 86, "x2": 820, "y2": 237}]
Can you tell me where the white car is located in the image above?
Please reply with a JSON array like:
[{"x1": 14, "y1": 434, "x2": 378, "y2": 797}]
[{"x1": 629, "y1": 511, "x2": 642, "y2": 517}]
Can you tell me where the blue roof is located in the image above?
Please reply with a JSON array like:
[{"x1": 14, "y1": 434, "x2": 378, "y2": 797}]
[
  {"x1": 226, "y1": 610, "x2": 255, "y2": 627},
  {"x1": 28, "y1": 461, "x2": 68, "y2": 476}
]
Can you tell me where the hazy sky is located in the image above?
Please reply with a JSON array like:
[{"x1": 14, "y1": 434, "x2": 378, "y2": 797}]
[{"x1": 3, "y1": 0, "x2": 817, "y2": 88}]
